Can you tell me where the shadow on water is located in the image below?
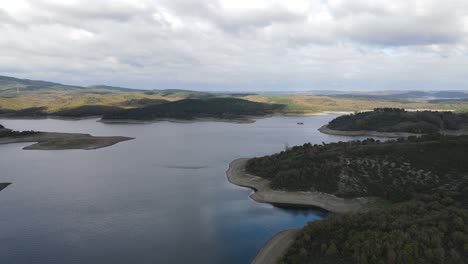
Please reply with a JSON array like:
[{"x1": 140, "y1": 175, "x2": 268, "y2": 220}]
[{"x1": 272, "y1": 203, "x2": 331, "y2": 218}]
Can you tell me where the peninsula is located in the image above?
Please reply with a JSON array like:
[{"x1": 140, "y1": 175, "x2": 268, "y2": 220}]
[
  {"x1": 320, "y1": 108, "x2": 468, "y2": 137},
  {"x1": 0, "y1": 125, "x2": 133, "y2": 150},
  {"x1": 229, "y1": 134, "x2": 468, "y2": 263}
]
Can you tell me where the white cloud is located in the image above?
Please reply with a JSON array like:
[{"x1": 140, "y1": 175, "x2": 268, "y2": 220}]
[{"x1": 0, "y1": 0, "x2": 467, "y2": 90}]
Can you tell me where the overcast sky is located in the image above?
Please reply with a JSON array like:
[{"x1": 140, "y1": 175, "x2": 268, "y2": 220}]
[{"x1": 1, "y1": 0, "x2": 468, "y2": 91}]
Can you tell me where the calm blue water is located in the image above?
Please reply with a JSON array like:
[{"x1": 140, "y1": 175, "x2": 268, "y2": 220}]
[{"x1": 0, "y1": 115, "x2": 362, "y2": 264}]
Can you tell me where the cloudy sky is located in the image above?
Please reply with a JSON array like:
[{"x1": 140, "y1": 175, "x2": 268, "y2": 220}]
[{"x1": 1, "y1": 0, "x2": 468, "y2": 91}]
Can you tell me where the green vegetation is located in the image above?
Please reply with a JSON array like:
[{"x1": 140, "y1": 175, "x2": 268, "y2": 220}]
[
  {"x1": 52, "y1": 105, "x2": 124, "y2": 117},
  {"x1": 101, "y1": 98, "x2": 284, "y2": 121},
  {"x1": 0, "y1": 127, "x2": 41, "y2": 138},
  {"x1": 282, "y1": 193, "x2": 468, "y2": 264},
  {"x1": 247, "y1": 134, "x2": 468, "y2": 202},
  {"x1": 4, "y1": 75, "x2": 468, "y2": 121},
  {"x1": 247, "y1": 134, "x2": 468, "y2": 263},
  {"x1": 243, "y1": 95, "x2": 468, "y2": 114},
  {"x1": 0, "y1": 107, "x2": 47, "y2": 118},
  {"x1": 327, "y1": 108, "x2": 468, "y2": 134},
  {"x1": 119, "y1": 98, "x2": 169, "y2": 107}
]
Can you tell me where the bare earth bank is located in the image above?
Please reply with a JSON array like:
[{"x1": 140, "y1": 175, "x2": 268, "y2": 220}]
[
  {"x1": 0, "y1": 132, "x2": 134, "y2": 150},
  {"x1": 226, "y1": 158, "x2": 380, "y2": 214},
  {"x1": 226, "y1": 158, "x2": 383, "y2": 264},
  {"x1": 252, "y1": 229, "x2": 300, "y2": 264},
  {"x1": 319, "y1": 124, "x2": 468, "y2": 137}
]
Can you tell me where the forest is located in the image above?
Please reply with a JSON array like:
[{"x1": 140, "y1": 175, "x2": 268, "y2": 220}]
[
  {"x1": 101, "y1": 98, "x2": 284, "y2": 121},
  {"x1": 0, "y1": 125, "x2": 41, "y2": 138},
  {"x1": 327, "y1": 108, "x2": 468, "y2": 133},
  {"x1": 246, "y1": 134, "x2": 468, "y2": 263},
  {"x1": 246, "y1": 134, "x2": 468, "y2": 202},
  {"x1": 281, "y1": 193, "x2": 468, "y2": 264}
]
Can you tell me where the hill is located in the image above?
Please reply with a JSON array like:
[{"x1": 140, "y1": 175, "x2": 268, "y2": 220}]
[
  {"x1": 246, "y1": 135, "x2": 468, "y2": 263},
  {"x1": 101, "y1": 98, "x2": 284, "y2": 121},
  {"x1": 0, "y1": 75, "x2": 207, "y2": 97},
  {"x1": 0, "y1": 75, "x2": 84, "y2": 96},
  {"x1": 246, "y1": 134, "x2": 468, "y2": 202},
  {"x1": 326, "y1": 108, "x2": 468, "y2": 134},
  {"x1": 331, "y1": 90, "x2": 468, "y2": 101},
  {"x1": 51, "y1": 105, "x2": 124, "y2": 118},
  {"x1": 281, "y1": 193, "x2": 467, "y2": 264},
  {"x1": 3, "y1": 75, "x2": 468, "y2": 117}
]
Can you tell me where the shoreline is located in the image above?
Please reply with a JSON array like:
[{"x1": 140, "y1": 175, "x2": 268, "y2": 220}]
[
  {"x1": 0, "y1": 108, "x2": 458, "y2": 123},
  {"x1": 319, "y1": 124, "x2": 468, "y2": 137},
  {"x1": 98, "y1": 117, "x2": 255, "y2": 124},
  {"x1": 0, "y1": 132, "x2": 134, "y2": 150},
  {"x1": 318, "y1": 124, "x2": 420, "y2": 137},
  {"x1": 226, "y1": 158, "x2": 380, "y2": 214},
  {"x1": 226, "y1": 158, "x2": 382, "y2": 264},
  {"x1": 251, "y1": 229, "x2": 300, "y2": 264}
]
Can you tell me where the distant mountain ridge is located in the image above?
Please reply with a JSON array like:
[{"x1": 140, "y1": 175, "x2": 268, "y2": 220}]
[
  {"x1": 0, "y1": 75, "x2": 205, "y2": 97},
  {"x1": 331, "y1": 90, "x2": 468, "y2": 100}
]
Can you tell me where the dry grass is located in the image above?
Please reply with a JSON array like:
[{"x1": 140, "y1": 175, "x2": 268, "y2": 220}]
[
  {"x1": 0, "y1": 93, "x2": 181, "y2": 112},
  {"x1": 243, "y1": 95, "x2": 468, "y2": 113},
  {"x1": 2, "y1": 92, "x2": 468, "y2": 114}
]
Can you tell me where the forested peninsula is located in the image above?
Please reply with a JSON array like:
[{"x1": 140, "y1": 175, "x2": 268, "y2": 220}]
[
  {"x1": 244, "y1": 134, "x2": 468, "y2": 263},
  {"x1": 0, "y1": 125, "x2": 133, "y2": 150},
  {"x1": 322, "y1": 108, "x2": 468, "y2": 136}
]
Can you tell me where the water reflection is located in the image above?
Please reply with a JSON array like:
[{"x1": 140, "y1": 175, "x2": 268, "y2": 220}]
[{"x1": 0, "y1": 115, "x2": 360, "y2": 264}]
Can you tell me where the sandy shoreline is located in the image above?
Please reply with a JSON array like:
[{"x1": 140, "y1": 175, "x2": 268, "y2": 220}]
[
  {"x1": 226, "y1": 158, "x2": 382, "y2": 263},
  {"x1": 318, "y1": 124, "x2": 419, "y2": 137},
  {"x1": 252, "y1": 229, "x2": 300, "y2": 264},
  {"x1": 319, "y1": 124, "x2": 468, "y2": 137},
  {"x1": 226, "y1": 158, "x2": 379, "y2": 214},
  {"x1": 0, "y1": 132, "x2": 134, "y2": 150}
]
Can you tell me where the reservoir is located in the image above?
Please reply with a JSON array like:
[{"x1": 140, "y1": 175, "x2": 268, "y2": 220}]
[{"x1": 0, "y1": 115, "x2": 360, "y2": 264}]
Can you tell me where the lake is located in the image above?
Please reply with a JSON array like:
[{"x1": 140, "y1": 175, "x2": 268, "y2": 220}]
[{"x1": 0, "y1": 115, "x2": 362, "y2": 264}]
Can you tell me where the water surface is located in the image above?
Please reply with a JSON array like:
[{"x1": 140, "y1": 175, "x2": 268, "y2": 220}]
[{"x1": 0, "y1": 115, "x2": 362, "y2": 264}]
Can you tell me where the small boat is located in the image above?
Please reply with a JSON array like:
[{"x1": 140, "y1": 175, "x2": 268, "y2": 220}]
[{"x1": 297, "y1": 122, "x2": 304, "y2": 125}]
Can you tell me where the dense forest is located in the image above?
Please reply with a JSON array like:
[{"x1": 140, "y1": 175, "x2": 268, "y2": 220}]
[
  {"x1": 327, "y1": 108, "x2": 468, "y2": 134},
  {"x1": 247, "y1": 134, "x2": 468, "y2": 263},
  {"x1": 101, "y1": 98, "x2": 284, "y2": 121},
  {"x1": 52, "y1": 105, "x2": 124, "y2": 117},
  {"x1": 0, "y1": 126, "x2": 41, "y2": 138},
  {"x1": 0, "y1": 107, "x2": 48, "y2": 118},
  {"x1": 246, "y1": 134, "x2": 468, "y2": 202},
  {"x1": 281, "y1": 193, "x2": 468, "y2": 264}
]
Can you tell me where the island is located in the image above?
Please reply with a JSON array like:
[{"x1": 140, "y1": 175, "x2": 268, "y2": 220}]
[
  {"x1": 320, "y1": 108, "x2": 468, "y2": 137},
  {"x1": 100, "y1": 98, "x2": 284, "y2": 123},
  {"x1": 0, "y1": 125, "x2": 133, "y2": 150},
  {"x1": 228, "y1": 134, "x2": 468, "y2": 263}
]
